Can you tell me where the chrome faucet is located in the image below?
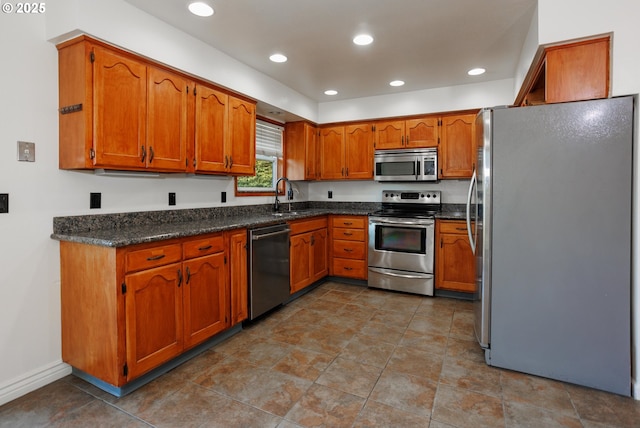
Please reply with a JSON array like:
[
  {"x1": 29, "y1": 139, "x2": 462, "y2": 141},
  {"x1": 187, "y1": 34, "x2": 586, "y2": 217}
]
[{"x1": 274, "y1": 176, "x2": 291, "y2": 212}]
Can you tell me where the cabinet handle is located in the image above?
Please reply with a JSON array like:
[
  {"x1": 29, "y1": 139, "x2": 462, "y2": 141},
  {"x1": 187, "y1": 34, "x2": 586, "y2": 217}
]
[
  {"x1": 177, "y1": 269, "x2": 183, "y2": 287},
  {"x1": 146, "y1": 254, "x2": 165, "y2": 261},
  {"x1": 140, "y1": 145, "x2": 146, "y2": 163},
  {"x1": 186, "y1": 266, "x2": 191, "y2": 284},
  {"x1": 149, "y1": 146, "x2": 154, "y2": 163},
  {"x1": 229, "y1": 156, "x2": 233, "y2": 168},
  {"x1": 346, "y1": 167, "x2": 349, "y2": 176},
  {"x1": 343, "y1": 222, "x2": 353, "y2": 226},
  {"x1": 440, "y1": 238, "x2": 443, "y2": 248},
  {"x1": 198, "y1": 245, "x2": 212, "y2": 251},
  {"x1": 341, "y1": 167, "x2": 344, "y2": 176},
  {"x1": 455, "y1": 227, "x2": 467, "y2": 231},
  {"x1": 311, "y1": 235, "x2": 315, "y2": 245},
  {"x1": 343, "y1": 248, "x2": 353, "y2": 252},
  {"x1": 344, "y1": 267, "x2": 353, "y2": 271},
  {"x1": 224, "y1": 156, "x2": 228, "y2": 168},
  {"x1": 343, "y1": 232, "x2": 353, "y2": 236}
]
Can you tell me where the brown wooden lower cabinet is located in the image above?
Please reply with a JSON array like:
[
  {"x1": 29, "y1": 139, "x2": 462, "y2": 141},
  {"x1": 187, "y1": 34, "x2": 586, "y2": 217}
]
[
  {"x1": 435, "y1": 220, "x2": 476, "y2": 293},
  {"x1": 289, "y1": 217, "x2": 328, "y2": 294},
  {"x1": 60, "y1": 229, "x2": 246, "y2": 388},
  {"x1": 329, "y1": 215, "x2": 368, "y2": 280}
]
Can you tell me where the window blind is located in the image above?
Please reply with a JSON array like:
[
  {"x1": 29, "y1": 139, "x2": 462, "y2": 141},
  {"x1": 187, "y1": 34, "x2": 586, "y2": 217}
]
[{"x1": 256, "y1": 120, "x2": 283, "y2": 158}]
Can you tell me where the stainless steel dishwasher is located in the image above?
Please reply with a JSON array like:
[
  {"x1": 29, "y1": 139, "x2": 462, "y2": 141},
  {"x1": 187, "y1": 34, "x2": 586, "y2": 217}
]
[{"x1": 248, "y1": 224, "x2": 291, "y2": 320}]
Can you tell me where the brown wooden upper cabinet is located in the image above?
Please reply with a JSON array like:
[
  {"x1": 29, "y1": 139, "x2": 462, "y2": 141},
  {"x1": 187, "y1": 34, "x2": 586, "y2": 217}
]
[
  {"x1": 516, "y1": 35, "x2": 610, "y2": 106},
  {"x1": 374, "y1": 117, "x2": 439, "y2": 150},
  {"x1": 57, "y1": 36, "x2": 255, "y2": 175},
  {"x1": 285, "y1": 121, "x2": 319, "y2": 180},
  {"x1": 319, "y1": 123, "x2": 373, "y2": 180},
  {"x1": 439, "y1": 113, "x2": 476, "y2": 179}
]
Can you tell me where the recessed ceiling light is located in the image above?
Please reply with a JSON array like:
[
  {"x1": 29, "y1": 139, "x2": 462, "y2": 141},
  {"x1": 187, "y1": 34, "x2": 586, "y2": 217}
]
[
  {"x1": 324, "y1": 90, "x2": 338, "y2": 96},
  {"x1": 353, "y1": 34, "x2": 373, "y2": 46},
  {"x1": 468, "y1": 68, "x2": 486, "y2": 76},
  {"x1": 188, "y1": 2, "x2": 214, "y2": 17},
  {"x1": 269, "y1": 53, "x2": 288, "y2": 63},
  {"x1": 389, "y1": 80, "x2": 405, "y2": 87}
]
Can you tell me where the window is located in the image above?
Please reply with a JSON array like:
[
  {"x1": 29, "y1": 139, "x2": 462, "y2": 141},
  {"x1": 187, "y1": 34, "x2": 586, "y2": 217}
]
[{"x1": 236, "y1": 120, "x2": 284, "y2": 195}]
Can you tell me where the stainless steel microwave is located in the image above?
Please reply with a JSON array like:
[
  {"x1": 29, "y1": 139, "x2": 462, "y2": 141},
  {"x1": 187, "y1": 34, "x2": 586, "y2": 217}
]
[{"x1": 374, "y1": 148, "x2": 438, "y2": 181}]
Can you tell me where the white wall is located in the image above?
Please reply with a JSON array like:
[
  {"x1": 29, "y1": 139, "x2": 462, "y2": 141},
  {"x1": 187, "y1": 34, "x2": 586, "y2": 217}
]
[
  {"x1": 318, "y1": 79, "x2": 515, "y2": 124},
  {"x1": 3, "y1": 0, "x2": 640, "y2": 406}
]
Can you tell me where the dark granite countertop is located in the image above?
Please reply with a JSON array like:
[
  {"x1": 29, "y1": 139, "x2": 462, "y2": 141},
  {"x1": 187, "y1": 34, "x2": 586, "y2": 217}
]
[
  {"x1": 51, "y1": 204, "x2": 374, "y2": 247},
  {"x1": 51, "y1": 202, "x2": 473, "y2": 247}
]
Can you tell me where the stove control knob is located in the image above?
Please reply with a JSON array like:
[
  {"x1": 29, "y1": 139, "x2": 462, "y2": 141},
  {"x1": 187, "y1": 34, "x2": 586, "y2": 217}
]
[
  {"x1": 420, "y1": 193, "x2": 425, "y2": 198},
  {"x1": 426, "y1": 193, "x2": 430, "y2": 198},
  {"x1": 385, "y1": 193, "x2": 389, "y2": 197}
]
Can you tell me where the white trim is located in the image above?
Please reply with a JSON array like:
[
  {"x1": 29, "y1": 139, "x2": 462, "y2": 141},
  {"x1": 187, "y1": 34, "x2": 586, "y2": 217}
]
[
  {"x1": 634, "y1": 379, "x2": 640, "y2": 400},
  {"x1": 0, "y1": 361, "x2": 71, "y2": 406}
]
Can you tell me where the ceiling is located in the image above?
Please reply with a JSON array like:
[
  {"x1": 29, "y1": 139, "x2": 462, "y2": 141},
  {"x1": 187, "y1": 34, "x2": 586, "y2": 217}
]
[{"x1": 125, "y1": 0, "x2": 537, "y2": 119}]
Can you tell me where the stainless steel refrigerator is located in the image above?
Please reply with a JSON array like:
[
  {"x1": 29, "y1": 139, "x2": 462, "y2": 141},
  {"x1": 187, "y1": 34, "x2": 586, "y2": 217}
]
[{"x1": 467, "y1": 96, "x2": 633, "y2": 396}]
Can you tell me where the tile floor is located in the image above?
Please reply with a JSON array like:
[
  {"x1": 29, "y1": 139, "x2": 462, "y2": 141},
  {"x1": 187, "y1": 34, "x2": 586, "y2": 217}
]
[{"x1": 2, "y1": 281, "x2": 640, "y2": 427}]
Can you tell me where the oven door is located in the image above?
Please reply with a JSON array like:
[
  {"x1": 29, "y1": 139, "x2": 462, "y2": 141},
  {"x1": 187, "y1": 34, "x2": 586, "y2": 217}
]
[
  {"x1": 374, "y1": 153, "x2": 419, "y2": 181},
  {"x1": 368, "y1": 217, "x2": 434, "y2": 273}
]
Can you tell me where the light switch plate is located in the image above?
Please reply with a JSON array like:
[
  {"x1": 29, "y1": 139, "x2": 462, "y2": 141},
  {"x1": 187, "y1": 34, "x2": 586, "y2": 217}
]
[{"x1": 17, "y1": 141, "x2": 35, "y2": 162}]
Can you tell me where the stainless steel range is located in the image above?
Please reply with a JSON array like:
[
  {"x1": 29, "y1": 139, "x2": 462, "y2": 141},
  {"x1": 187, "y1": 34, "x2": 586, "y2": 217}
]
[{"x1": 368, "y1": 190, "x2": 440, "y2": 296}]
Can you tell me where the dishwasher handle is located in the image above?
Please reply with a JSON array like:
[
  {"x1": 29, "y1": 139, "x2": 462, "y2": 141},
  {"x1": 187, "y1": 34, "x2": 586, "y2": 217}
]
[{"x1": 251, "y1": 229, "x2": 290, "y2": 241}]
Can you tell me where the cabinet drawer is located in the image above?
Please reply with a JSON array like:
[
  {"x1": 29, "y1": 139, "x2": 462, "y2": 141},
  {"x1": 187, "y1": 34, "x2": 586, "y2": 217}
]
[
  {"x1": 125, "y1": 244, "x2": 182, "y2": 273},
  {"x1": 333, "y1": 228, "x2": 365, "y2": 241},
  {"x1": 289, "y1": 217, "x2": 328, "y2": 235},
  {"x1": 331, "y1": 216, "x2": 366, "y2": 229},
  {"x1": 332, "y1": 240, "x2": 366, "y2": 260},
  {"x1": 438, "y1": 220, "x2": 474, "y2": 234},
  {"x1": 183, "y1": 233, "x2": 225, "y2": 259},
  {"x1": 332, "y1": 258, "x2": 367, "y2": 279}
]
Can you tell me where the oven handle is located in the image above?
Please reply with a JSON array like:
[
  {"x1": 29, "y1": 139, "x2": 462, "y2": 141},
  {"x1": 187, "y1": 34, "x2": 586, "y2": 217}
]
[
  {"x1": 369, "y1": 218, "x2": 434, "y2": 227},
  {"x1": 369, "y1": 267, "x2": 433, "y2": 279}
]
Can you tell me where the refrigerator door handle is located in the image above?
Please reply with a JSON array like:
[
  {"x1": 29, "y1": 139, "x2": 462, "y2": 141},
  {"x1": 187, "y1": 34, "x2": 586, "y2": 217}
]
[{"x1": 466, "y1": 168, "x2": 477, "y2": 254}]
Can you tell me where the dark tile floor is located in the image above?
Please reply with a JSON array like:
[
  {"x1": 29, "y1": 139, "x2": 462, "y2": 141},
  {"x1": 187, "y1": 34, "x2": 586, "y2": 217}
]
[{"x1": 2, "y1": 281, "x2": 640, "y2": 427}]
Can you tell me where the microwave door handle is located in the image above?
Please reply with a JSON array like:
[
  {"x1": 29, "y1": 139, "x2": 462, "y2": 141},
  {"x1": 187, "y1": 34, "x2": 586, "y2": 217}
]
[{"x1": 416, "y1": 158, "x2": 420, "y2": 180}]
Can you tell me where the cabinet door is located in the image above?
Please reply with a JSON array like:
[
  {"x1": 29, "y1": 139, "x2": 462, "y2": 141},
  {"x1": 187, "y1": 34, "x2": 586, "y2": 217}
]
[
  {"x1": 375, "y1": 121, "x2": 404, "y2": 149},
  {"x1": 306, "y1": 124, "x2": 320, "y2": 179},
  {"x1": 228, "y1": 96, "x2": 256, "y2": 175},
  {"x1": 290, "y1": 233, "x2": 312, "y2": 294},
  {"x1": 440, "y1": 114, "x2": 475, "y2": 178},
  {"x1": 319, "y1": 126, "x2": 345, "y2": 179},
  {"x1": 195, "y1": 85, "x2": 228, "y2": 173},
  {"x1": 92, "y1": 46, "x2": 147, "y2": 169},
  {"x1": 146, "y1": 67, "x2": 189, "y2": 171},
  {"x1": 345, "y1": 124, "x2": 373, "y2": 179},
  {"x1": 183, "y1": 252, "x2": 228, "y2": 349},
  {"x1": 125, "y1": 263, "x2": 183, "y2": 379},
  {"x1": 436, "y1": 233, "x2": 476, "y2": 292},
  {"x1": 228, "y1": 229, "x2": 248, "y2": 325},
  {"x1": 311, "y1": 228, "x2": 328, "y2": 283},
  {"x1": 406, "y1": 117, "x2": 438, "y2": 148}
]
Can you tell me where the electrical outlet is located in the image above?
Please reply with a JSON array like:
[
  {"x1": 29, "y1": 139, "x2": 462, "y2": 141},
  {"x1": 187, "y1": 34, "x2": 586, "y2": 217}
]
[
  {"x1": 221, "y1": 191, "x2": 227, "y2": 203},
  {"x1": 328, "y1": 190, "x2": 333, "y2": 199},
  {"x1": 90, "y1": 193, "x2": 101, "y2": 209},
  {"x1": 169, "y1": 192, "x2": 176, "y2": 206},
  {"x1": 0, "y1": 194, "x2": 8, "y2": 213}
]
